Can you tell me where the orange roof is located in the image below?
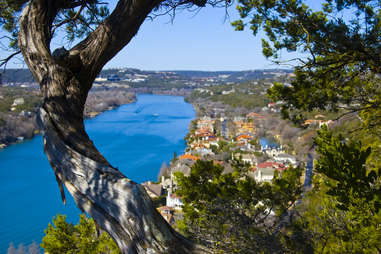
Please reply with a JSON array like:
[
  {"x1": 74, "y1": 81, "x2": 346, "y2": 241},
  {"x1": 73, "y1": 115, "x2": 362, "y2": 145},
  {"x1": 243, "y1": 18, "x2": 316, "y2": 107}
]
[
  {"x1": 195, "y1": 131, "x2": 214, "y2": 137},
  {"x1": 247, "y1": 112, "x2": 264, "y2": 118},
  {"x1": 179, "y1": 154, "x2": 199, "y2": 161},
  {"x1": 236, "y1": 134, "x2": 252, "y2": 141}
]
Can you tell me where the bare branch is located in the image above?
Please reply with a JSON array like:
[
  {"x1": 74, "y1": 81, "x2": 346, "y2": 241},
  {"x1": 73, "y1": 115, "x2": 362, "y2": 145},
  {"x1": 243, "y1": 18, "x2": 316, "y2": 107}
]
[{"x1": 0, "y1": 50, "x2": 21, "y2": 69}]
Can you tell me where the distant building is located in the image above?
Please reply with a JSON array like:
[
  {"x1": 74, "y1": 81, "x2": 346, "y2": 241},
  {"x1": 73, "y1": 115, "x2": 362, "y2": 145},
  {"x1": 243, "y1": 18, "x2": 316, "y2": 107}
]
[
  {"x1": 274, "y1": 153, "x2": 297, "y2": 166},
  {"x1": 179, "y1": 154, "x2": 199, "y2": 161},
  {"x1": 222, "y1": 89, "x2": 234, "y2": 95},
  {"x1": 158, "y1": 206, "x2": 175, "y2": 225},
  {"x1": 107, "y1": 74, "x2": 120, "y2": 81},
  {"x1": 235, "y1": 134, "x2": 253, "y2": 142},
  {"x1": 234, "y1": 153, "x2": 257, "y2": 165},
  {"x1": 259, "y1": 138, "x2": 284, "y2": 156},
  {"x1": 192, "y1": 148, "x2": 214, "y2": 157},
  {"x1": 12, "y1": 98, "x2": 25, "y2": 106},
  {"x1": 246, "y1": 112, "x2": 264, "y2": 119},
  {"x1": 166, "y1": 191, "x2": 183, "y2": 208},
  {"x1": 303, "y1": 119, "x2": 334, "y2": 128},
  {"x1": 252, "y1": 162, "x2": 287, "y2": 182}
]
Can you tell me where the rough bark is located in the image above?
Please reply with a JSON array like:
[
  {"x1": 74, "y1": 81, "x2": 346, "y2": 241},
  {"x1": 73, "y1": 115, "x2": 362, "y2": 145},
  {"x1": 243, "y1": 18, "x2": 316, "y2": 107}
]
[{"x1": 17, "y1": 0, "x2": 210, "y2": 253}]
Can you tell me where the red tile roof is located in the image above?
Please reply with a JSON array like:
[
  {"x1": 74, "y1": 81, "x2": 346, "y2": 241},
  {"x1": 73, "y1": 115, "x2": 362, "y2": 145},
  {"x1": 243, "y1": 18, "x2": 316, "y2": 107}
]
[{"x1": 257, "y1": 162, "x2": 286, "y2": 170}]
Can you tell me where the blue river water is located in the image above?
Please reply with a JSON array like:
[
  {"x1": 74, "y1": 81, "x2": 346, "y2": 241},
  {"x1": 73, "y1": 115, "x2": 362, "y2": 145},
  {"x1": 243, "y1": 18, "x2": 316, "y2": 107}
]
[{"x1": 0, "y1": 94, "x2": 195, "y2": 252}]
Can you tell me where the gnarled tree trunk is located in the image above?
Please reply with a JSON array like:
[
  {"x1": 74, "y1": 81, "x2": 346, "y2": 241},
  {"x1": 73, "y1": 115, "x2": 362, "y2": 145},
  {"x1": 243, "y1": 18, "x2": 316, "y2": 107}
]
[{"x1": 17, "y1": 0, "x2": 210, "y2": 253}]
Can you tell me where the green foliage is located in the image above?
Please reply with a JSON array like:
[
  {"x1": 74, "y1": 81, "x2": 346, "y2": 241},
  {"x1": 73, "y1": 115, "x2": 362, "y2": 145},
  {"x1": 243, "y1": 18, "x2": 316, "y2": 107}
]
[
  {"x1": 299, "y1": 175, "x2": 381, "y2": 253},
  {"x1": 41, "y1": 214, "x2": 120, "y2": 254},
  {"x1": 57, "y1": 3, "x2": 110, "y2": 42},
  {"x1": 233, "y1": 3, "x2": 381, "y2": 251},
  {"x1": 186, "y1": 80, "x2": 272, "y2": 109},
  {"x1": 152, "y1": 195, "x2": 166, "y2": 208},
  {"x1": 0, "y1": 1, "x2": 110, "y2": 50},
  {"x1": 0, "y1": 87, "x2": 41, "y2": 113},
  {"x1": 314, "y1": 126, "x2": 381, "y2": 212},
  {"x1": 175, "y1": 160, "x2": 307, "y2": 253},
  {"x1": 0, "y1": 97, "x2": 13, "y2": 112},
  {"x1": 233, "y1": 0, "x2": 380, "y2": 131},
  {"x1": 0, "y1": 117, "x2": 6, "y2": 126},
  {"x1": 0, "y1": 0, "x2": 25, "y2": 49},
  {"x1": 294, "y1": 127, "x2": 381, "y2": 253}
]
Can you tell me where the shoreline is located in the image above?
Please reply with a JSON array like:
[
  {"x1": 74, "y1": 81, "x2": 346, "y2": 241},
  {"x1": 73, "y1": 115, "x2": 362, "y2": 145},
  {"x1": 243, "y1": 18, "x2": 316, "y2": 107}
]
[
  {"x1": 0, "y1": 92, "x2": 192, "y2": 150},
  {"x1": 0, "y1": 91, "x2": 137, "y2": 150}
]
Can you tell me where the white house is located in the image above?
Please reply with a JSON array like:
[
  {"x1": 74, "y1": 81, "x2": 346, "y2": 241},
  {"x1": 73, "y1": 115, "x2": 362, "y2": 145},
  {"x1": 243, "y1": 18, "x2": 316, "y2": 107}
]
[
  {"x1": 166, "y1": 191, "x2": 183, "y2": 209},
  {"x1": 12, "y1": 98, "x2": 24, "y2": 106},
  {"x1": 274, "y1": 153, "x2": 297, "y2": 166},
  {"x1": 241, "y1": 154, "x2": 258, "y2": 165},
  {"x1": 252, "y1": 162, "x2": 287, "y2": 182}
]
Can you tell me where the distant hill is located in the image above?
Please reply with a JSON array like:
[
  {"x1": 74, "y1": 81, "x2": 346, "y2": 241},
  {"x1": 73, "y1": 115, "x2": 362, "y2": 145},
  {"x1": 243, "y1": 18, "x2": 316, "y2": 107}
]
[
  {"x1": 1, "y1": 69, "x2": 35, "y2": 83},
  {"x1": 1, "y1": 68, "x2": 293, "y2": 85}
]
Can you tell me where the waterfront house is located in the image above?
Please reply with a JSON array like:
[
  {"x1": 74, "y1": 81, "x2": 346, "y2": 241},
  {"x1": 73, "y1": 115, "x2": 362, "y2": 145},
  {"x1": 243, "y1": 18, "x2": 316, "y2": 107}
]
[{"x1": 179, "y1": 154, "x2": 199, "y2": 161}]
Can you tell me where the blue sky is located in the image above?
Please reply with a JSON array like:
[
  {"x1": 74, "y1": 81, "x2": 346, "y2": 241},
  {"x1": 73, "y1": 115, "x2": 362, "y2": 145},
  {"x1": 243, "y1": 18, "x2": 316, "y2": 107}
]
[
  {"x1": 105, "y1": 7, "x2": 271, "y2": 71},
  {"x1": 1, "y1": 0, "x2": 323, "y2": 71}
]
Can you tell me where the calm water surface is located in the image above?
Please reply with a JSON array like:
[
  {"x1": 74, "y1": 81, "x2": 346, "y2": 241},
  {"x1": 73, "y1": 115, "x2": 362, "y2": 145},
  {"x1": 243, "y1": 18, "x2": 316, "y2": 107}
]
[{"x1": 0, "y1": 94, "x2": 195, "y2": 252}]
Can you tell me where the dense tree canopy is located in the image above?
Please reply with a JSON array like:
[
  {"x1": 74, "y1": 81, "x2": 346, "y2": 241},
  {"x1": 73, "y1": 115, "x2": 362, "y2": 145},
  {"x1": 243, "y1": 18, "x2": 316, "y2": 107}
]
[
  {"x1": 175, "y1": 160, "x2": 308, "y2": 253},
  {"x1": 231, "y1": 1, "x2": 381, "y2": 252},
  {"x1": 41, "y1": 214, "x2": 121, "y2": 254},
  {"x1": 294, "y1": 127, "x2": 381, "y2": 253},
  {"x1": 233, "y1": 0, "x2": 380, "y2": 129}
]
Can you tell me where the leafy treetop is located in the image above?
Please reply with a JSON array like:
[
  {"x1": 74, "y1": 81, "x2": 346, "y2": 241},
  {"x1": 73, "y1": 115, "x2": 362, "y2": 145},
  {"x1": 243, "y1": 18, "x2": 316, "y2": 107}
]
[{"x1": 232, "y1": 0, "x2": 380, "y2": 130}]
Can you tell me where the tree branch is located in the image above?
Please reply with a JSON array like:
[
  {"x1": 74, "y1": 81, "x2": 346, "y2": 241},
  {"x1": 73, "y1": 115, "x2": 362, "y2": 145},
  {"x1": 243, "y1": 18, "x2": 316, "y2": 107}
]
[
  {"x1": 52, "y1": 3, "x2": 87, "y2": 34},
  {"x1": 0, "y1": 50, "x2": 21, "y2": 69}
]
